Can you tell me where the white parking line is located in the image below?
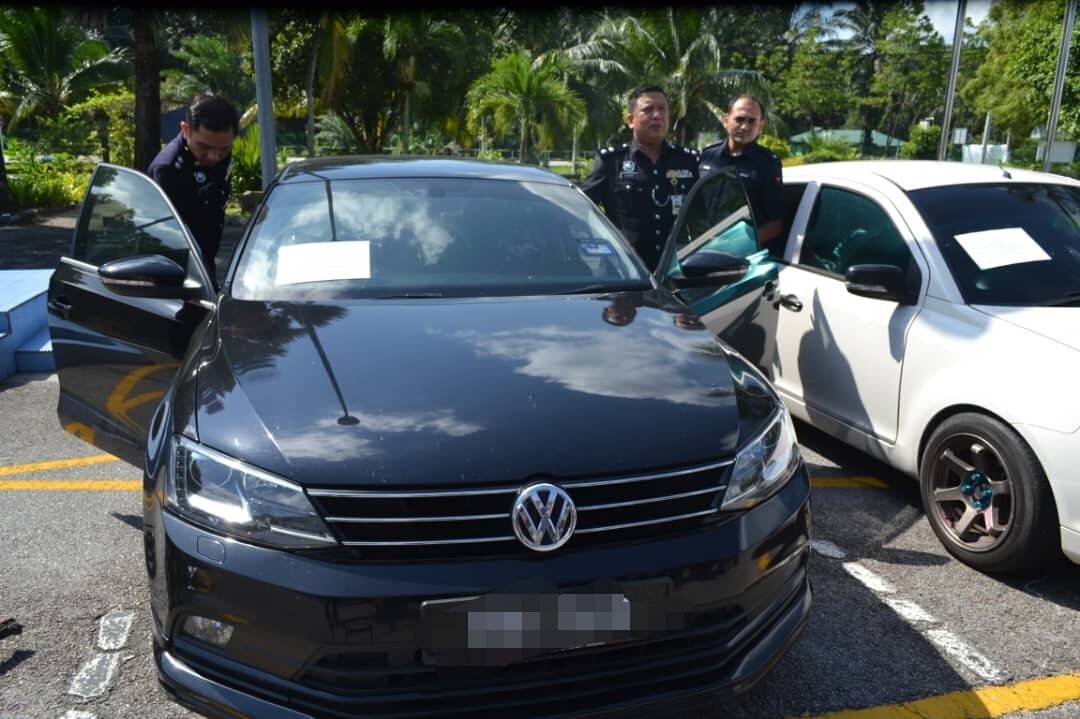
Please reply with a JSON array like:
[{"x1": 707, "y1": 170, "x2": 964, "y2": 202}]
[
  {"x1": 59, "y1": 711, "x2": 96, "y2": 719},
  {"x1": 925, "y1": 628, "x2": 1007, "y2": 684},
  {"x1": 841, "y1": 562, "x2": 896, "y2": 594},
  {"x1": 66, "y1": 610, "x2": 136, "y2": 702},
  {"x1": 814, "y1": 540, "x2": 1009, "y2": 685},
  {"x1": 96, "y1": 611, "x2": 133, "y2": 651},
  {"x1": 67, "y1": 653, "x2": 121, "y2": 700}
]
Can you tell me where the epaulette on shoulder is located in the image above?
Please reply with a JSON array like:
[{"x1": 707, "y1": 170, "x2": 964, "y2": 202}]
[{"x1": 702, "y1": 142, "x2": 723, "y2": 152}]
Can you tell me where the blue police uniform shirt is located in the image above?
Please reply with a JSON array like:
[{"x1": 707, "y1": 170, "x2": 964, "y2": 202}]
[
  {"x1": 146, "y1": 132, "x2": 232, "y2": 280},
  {"x1": 580, "y1": 139, "x2": 700, "y2": 270},
  {"x1": 699, "y1": 140, "x2": 783, "y2": 226}
]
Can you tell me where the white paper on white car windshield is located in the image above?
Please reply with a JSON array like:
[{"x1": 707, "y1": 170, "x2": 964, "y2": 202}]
[
  {"x1": 953, "y1": 228, "x2": 1051, "y2": 270},
  {"x1": 275, "y1": 241, "x2": 371, "y2": 285}
]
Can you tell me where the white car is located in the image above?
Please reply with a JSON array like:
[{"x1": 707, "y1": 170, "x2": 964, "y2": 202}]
[{"x1": 753, "y1": 160, "x2": 1079, "y2": 573}]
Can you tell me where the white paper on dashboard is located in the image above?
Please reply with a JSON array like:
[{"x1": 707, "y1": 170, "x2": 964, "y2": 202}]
[
  {"x1": 953, "y1": 228, "x2": 1051, "y2": 270},
  {"x1": 276, "y1": 241, "x2": 371, "y2": 285}
]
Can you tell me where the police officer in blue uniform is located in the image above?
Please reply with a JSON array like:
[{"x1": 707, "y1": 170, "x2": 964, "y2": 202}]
[
  {"x1": 699, "y1": 95, "x2": 784, "y2": 252},
  {"x1": 581, "y1": 86, "x2": 699, "y2": 271},
  {"x1": 147, "y1": 95, "x2": 239, "y2": 287}
]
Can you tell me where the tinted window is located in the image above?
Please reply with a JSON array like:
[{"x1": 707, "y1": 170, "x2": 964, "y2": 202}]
[
  {"x1": 799, "y1": 186, "x2": 913, "y2": 276},
  {"x1": 908, "y1": 183, "x2": 1080, "y2": 306},
  {"x1": 73, "y1": 166, "x2": 191, "y2": 268},
  {"x1": 667, "y1": 170, "x2": 757, "y2": 272},
  {"x1": 232, "y1": 178, "x2": 647, "y2": 300}
]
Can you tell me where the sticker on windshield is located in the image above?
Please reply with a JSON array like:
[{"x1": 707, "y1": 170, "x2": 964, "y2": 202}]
[
  {"x1": 276, "y1": 241, "x2": 371, "y2": 285},
  {"x1": 579, "y1": 241, "x2": 615, "y2": 256},
  {"x1": 954, "y1": 228, "x2": 1051, "y2": 270}
]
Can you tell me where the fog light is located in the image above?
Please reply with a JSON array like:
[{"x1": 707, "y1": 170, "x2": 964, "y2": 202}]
[{"x1": 182, "y1": 616, "x2": 234, "y2": 646}]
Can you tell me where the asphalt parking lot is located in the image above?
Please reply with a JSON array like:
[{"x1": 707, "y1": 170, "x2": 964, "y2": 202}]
[{"x1": 0, "y1": 371, "x2": 1077, "y2": 719}]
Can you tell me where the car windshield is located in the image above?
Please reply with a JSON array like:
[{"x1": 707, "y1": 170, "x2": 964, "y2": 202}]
[
  {"x1": 907, "y1": 182, "x2": 1080, "y2": 306},
  {"x1": 231, "y1": 176, "x2": 649, "y2": 300}
]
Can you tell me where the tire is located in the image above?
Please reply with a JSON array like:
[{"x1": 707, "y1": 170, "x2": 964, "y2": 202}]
[{"x1": 919, "y1": 412, "x2": 1060, "y2": 573}]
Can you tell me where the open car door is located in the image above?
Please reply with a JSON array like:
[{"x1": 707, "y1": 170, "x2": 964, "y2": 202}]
[
  {"x1": 655, "y1": 167, "x2": 780, "y2": 375},
  {"x1": 47, "y1": 164, "x2": 215, "y2": 468}
]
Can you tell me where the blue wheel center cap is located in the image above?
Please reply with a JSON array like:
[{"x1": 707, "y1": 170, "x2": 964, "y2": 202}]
[{"x1": 961, "y1": 471, "x2": 992, "y2": 510}]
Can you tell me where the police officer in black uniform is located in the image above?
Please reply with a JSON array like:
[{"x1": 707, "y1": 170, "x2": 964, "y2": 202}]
[
  {"x1": 581, "y1": 86, "x2": 699, "y2": 271},
  {"x1": 699, "y1": 95, "x2": 784, "y2": 253},
  {"x1": 147, "y1": 95, "x2": 239, "y2": 287}
]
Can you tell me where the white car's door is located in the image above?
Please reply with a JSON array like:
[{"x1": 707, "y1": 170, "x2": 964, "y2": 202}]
[{"x1": 772, "y1": 180, "x2": 928, "y2": 443}]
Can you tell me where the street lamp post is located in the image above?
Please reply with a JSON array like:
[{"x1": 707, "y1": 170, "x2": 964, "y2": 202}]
[
  {"x1": 938, "y1": 0, "x2": 968, "y2": 162},
  {"x1": 1042, "y1": 0, "x2": 1077, "y2": 172}
]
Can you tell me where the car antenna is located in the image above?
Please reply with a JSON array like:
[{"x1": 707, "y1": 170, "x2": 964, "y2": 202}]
[{"x1": 300, "y1": 308, "x2": 360, "y2": 426}]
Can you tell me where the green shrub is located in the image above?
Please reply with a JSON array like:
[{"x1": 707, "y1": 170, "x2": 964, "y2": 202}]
[
  {"x1": 757, "y1": 134, "x2": 791, "y2": 159},
  {"x1": 803, "y1": 133, "x2": 857, "y2": 163},
  {"x1": 230, "y1": 123, "x2": 263, "y2": 194},
  {"x1": 7, "y1": 153, "x2": 93, "y2": 209},
  {"x1": 899, "y1": 124, "x2": 941, "y2": 160}
]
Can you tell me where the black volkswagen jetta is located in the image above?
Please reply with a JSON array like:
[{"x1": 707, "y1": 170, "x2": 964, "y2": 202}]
[{"x1": 48, "y1": 158, "x2": 810, "y2": 718}]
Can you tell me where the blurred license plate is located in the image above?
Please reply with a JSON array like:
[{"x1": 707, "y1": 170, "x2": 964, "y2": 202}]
[{"x1": 420, "y1": 593, "x2": 632, "y2": 663}]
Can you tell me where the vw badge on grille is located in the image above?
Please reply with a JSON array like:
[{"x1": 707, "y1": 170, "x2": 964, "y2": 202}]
[{"x1": 512, "y1": 483, "x2": 576, "y2": 552}]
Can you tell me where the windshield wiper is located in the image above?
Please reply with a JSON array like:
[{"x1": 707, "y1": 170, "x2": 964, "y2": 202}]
[
  {"x1": 371, "y1": 292, "x2": 444, "y2": 299},
  {"x1": 560, "y1": 283, "x2": 651, "y2": 295},
  {"x1": 1043, "y1": 290, "x2": 1080, "y2": 307}
]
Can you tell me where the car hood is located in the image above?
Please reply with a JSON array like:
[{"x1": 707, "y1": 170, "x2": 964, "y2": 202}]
[
  {"x1": 974, "y1": 305, "x2": 1080, "y2": 353},
  {"x1": 193, "y1": 293, "x2": 743, "y2": 487}
]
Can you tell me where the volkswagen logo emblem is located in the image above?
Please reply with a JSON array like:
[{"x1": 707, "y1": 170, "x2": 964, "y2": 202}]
[{"x1": 512, "y1": 483, "x2": 576, "y2": 552}]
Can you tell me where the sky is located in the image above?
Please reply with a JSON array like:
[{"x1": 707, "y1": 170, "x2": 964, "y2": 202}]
[{"x1": 817, "y1": 0, "x2": 993, "y2": 44}]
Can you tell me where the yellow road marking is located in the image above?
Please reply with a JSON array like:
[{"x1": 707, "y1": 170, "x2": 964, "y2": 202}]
[
  {"x1": 811, "y1": 476, "x2": 890, "y2": 489},
  {"x1": 0, "y1": 454, "x2": 118, "y2": 476},
  {"x1": 0, "y1": 479, "x2": 140, "y2": 491},
  {"x1": 800, "y1": 672, "x2": 1080, "y2": 719}
]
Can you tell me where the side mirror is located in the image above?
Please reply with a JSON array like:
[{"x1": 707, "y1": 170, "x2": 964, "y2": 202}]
[
  {"x1": 99, "y1": 254, "x2": 188, "y2": 299},
  {"x1": 671, "y1": 249, "x2": 750, "y2": 289},
  {"x1": 845, "y1": 264, "x2": 914, "y2": 304}
]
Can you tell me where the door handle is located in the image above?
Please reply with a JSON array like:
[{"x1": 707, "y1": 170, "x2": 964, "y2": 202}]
[
  {"x1": 778, "y1": 294, "x2": 803, "y2": 312},
  {"x1": 48, "y1": 298, "x2": 72, "y2": 318}
]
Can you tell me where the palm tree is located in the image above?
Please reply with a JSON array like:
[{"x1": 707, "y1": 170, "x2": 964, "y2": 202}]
[
  {"x1": 382, "y1": 13, "x2": 465, "y2": 152},
  {"x1": 0, "y1": 7, "x2": 130, "y2": 127},
  {"x1": 466, "y1": 50, "x2": 586, "y2": 163},
  {"x1": 560, "y1": 8, "x2": 772, "y2": 146}
]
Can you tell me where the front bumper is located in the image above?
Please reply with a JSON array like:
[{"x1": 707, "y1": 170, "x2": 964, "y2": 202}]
[{"x1": 148, "y1": 464, "x2": 811, "y2": 719}]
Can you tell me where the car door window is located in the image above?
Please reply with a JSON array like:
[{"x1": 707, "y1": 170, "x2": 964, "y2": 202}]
[
  {"x1": 668, "y1": 170, "x2": 758, "y2": 273},
  {"x1": 798, "y1": 186, "x2": 912, "y2": 276},
  {"x1": 73, "y1": 166, "x2": 191, "y2": 268}
]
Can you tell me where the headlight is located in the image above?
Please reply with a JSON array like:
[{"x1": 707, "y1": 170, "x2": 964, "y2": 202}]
[
  {"x1": 168, "y1": 436, "x2": 336, "y2": 548},
  {"x1": 721, "y1": 407, "x2": 801, "y2": 511}
]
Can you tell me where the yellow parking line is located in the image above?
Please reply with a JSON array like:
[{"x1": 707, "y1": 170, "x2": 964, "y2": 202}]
[
  {"x1": 811, "y1": 476, "x2": 890, "y2": 489},
  {"x1": 0, "y1": 454, "x2": 119, "y2": 476},
  {"x1": 0, "y1": 480, "x2": 140, "y2": 491},
  {"x1": 800, "y1": 672, "x2": 1080, "y2": 719}
]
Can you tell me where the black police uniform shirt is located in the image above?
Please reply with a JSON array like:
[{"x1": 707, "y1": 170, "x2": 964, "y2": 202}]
[
  {"x1": 698, "y1": 140, "x2": 783, "y2": 229},
  {"x1": 580, "y1": 139, "x2": 699, "y2": 270},
  {"x1": 147, "y1": 132, "x2": 232, "y2": 279}
]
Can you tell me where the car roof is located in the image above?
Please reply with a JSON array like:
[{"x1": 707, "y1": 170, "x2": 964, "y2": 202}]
[
  {"x1": 275, "y1": 156, "x2": 572, "y2": 185},
  {"x1": 783, "y1": 160, "x2": 1080, "y2": 191}
]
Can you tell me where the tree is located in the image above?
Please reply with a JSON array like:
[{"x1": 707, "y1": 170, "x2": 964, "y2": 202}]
[
  {"x1": 560, "y1": 9, "x2": 772, "y2": 147},
  {"x1": 869, "y1": 5, "x2": 948, "y2": 155},
  {"x1": 382, "y1": 13, "x2": 465, "y2": 152},
  {"x1": 778, "y1": 26, "x2": 851, "y2": 131},
  {"x1": 466, "y1": 50, "x2": 585, "y2": 162},
  {"x1": 0, "y1": 6, "x2": 129, "y2": 127},
  {"x1": 162, "y1": 35, "x2": 256, "y2": 109},
  {"x1": 963, "y1": 0, "x2": 1080, "y2": 145}
]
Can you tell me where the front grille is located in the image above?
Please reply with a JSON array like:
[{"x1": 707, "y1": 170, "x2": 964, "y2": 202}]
[{"x1": 307, "y1": 459, "x2": 732, "y2": 560}]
